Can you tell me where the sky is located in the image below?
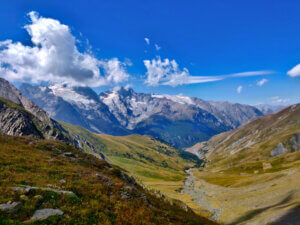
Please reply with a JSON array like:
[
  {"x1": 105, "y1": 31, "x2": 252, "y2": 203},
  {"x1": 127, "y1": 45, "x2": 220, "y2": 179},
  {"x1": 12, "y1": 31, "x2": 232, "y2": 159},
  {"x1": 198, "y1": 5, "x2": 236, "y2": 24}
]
[{"x1": 0, "y1": 0, "x2": 299, "y2": 105}]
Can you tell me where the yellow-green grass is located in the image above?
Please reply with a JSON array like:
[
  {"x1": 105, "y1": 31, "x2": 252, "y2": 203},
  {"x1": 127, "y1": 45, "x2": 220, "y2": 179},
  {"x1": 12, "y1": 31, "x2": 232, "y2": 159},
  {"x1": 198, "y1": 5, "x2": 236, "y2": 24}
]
[
  {"x1": 95, "y1": 134, "x2": 193, "y2": 182},
  {"x1": 0, "y1": 135, "x2": 217, "y2": 225},
  {"x1": 190, "y1": 151, "x2": 300, "y2": 224},
  {"x1": 61, "y1": 122, "x2": 200, "y2": 199}
]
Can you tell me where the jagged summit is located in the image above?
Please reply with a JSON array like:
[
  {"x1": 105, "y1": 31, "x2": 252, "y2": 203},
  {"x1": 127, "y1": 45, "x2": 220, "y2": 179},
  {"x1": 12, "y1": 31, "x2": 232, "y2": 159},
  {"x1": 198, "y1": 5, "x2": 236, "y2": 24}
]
[{"x1": 21, "y1": 83, "x2": 264, "y2": 147}]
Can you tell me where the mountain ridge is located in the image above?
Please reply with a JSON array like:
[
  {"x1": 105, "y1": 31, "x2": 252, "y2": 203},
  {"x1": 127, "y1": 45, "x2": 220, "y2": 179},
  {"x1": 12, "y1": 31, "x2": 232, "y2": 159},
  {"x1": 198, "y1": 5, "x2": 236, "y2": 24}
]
[
  {"x1": 20, "y1": 84, "x2": 268, "y2": 148},
  {"x1": 0, "y1": 79, "x2": 69, "y2": 141}
]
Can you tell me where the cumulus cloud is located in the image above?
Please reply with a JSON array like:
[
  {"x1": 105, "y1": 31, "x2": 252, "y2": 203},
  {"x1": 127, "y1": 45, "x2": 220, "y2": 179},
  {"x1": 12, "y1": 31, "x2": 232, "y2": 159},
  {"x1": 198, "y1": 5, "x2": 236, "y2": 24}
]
[
  {"x1": 256, "y1": 78, "x2": 268, "y2": 86},
  {"x1": 0, "y1": 11, "x2": 129, "y2": 87},
  {"x1": 143, "y1": 58, "x2": 190, "y2": 86},
  {"x1": 143, "y1": 57, "x2": 274, "y2": 87},
  {"x1": 237, "y1": 85, "x2": 243, "y2": 94},
  {"x1": 287, "y1": 64, "x2": 300, "y2": 77},
  {"x1": 144, "y1": 37, "x2": 150, "y2": 45},
  {"x1": 155, "y1": 44, "x2": 161, "y2": 51}
]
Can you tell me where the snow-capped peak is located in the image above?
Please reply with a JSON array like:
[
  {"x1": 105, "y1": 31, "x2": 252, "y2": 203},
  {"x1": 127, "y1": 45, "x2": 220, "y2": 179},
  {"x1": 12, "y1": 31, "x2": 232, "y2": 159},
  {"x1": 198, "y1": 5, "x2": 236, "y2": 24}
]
[
  {"x1": 48, "y1": 84, "x2": 95, "y2": 105},
  {"x1": 152, "y1": 94, "x2": 195, "y2": 105}
]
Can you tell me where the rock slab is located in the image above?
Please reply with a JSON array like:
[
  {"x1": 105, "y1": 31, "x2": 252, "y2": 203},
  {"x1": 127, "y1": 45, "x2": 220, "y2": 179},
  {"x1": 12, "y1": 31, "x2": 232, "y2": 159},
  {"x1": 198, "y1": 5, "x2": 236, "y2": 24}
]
[{"x1": 30, "y1": 208, "x2": 64, "y2": 221}]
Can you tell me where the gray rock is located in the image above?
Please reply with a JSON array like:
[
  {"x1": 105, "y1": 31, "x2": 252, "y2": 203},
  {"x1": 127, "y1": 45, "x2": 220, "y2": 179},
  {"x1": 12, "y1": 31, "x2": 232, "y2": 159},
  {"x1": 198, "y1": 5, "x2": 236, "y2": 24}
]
[
  {"x1": 290, "y1": 132, "x2": 300, "y2": 152},
  {"x1": 11, "y1": 186, "x2": 77, "y2": 197},
  {"x1": 0, "y1": 201, "x2": 22, "y2": 213},
  {"x1": 59, "y1": 179, "x2": 66, "y2": 184},
  {"x1": 120, "y1": 191, "x2": 131, "y2": 199},
  {"x1": 94, "y1": 174, "x2": 113, "y2": 187},
  {"x1": 120, "y1": 171, "x2": 136, "y2": 185},
  {"x1": 0, "y1": 78, "x2": 69, "y2": 141},
  {"x1": 30, "y1": 208, "x2": 63, "y2": 221},
  {"x1": 270, "y1": 143, "x2": 287, "y2": 157},
  {"x1": 63, "y1": 152, "x2": 77, "y2": 158}
]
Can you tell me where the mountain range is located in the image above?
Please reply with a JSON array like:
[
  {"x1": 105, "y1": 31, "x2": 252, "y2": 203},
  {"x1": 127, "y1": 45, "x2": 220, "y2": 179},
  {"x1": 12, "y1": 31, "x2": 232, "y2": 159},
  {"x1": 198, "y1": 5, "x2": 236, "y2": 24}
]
[
  {"x1": 0, "y1": 78, "x2": 216, "y2": 224},
  {"x1": 20, "y1": 84, "x2": 275, "y2": 148},
  {"x1": 0, "y1": 77, "x2": 299, "y2": 224}
]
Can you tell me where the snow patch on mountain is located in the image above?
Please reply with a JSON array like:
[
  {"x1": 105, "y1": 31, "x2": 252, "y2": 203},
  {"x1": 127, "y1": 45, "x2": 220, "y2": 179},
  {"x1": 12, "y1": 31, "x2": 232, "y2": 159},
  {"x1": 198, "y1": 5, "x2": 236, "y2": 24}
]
[
  {"x1": 152, "y1": 94, "x2": 195, "y2": 105},
  {"x1": 48, "y1": 84, "x2": 95, "y2": 105}
]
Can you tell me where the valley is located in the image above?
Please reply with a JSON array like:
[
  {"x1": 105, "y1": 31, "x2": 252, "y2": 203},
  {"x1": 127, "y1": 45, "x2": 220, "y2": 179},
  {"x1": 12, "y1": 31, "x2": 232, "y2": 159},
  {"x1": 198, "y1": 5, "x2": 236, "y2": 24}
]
[
  {"x1": 0, "y1": 78, "x2": 299, "y2": 224},
  {"x1": 183, "y1": 104, "x2": 300, "y2": 224},
  {"x1": 0, "y1": 4, "x2": 299, "y2": 225}
]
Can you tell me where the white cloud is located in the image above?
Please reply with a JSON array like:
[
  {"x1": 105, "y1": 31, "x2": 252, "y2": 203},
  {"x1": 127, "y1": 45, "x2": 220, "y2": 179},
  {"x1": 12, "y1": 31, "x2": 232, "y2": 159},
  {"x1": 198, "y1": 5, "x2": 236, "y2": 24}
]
[
  {"x1": 155, "y1": 44, "x2": 161, "y2": 51},
  {"x1": 287, "y1": 64, "x2": 300, "y2": 77},
  {"x1": 237, "y1": 85, "x2": 243, "y2": 94},
  {"x1": 143, "y1": 57, "x2": 190, "y2": 87},
  {"x1": 256, "y1": 78, "x2": 268, "y2": 86},
  {"x1": 144, "y1": 37, "x2": 150, "y2": 45},
  {"x1": 270, "y1": 96, "x2": 290, "y2": 104},
  {"x1": 99, "y1": 58, "x2": 129, "y2": 83},
  {"x1": 143, "y1": 57, "x2": 274, "y2": 87},
  {"x1": 0, "y1": 11, "x2": 129, "y2": 87}
]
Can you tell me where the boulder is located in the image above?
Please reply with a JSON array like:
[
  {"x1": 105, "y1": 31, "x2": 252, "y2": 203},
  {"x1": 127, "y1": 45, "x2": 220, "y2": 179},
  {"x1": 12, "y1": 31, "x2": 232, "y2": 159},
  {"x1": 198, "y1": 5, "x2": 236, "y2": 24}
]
[
  {"x1": 30, "y1": 208, "x2": 64, "y2": 221},
  {"x1": 0, "y1": 201, "x2": 22, "y2": 213}
]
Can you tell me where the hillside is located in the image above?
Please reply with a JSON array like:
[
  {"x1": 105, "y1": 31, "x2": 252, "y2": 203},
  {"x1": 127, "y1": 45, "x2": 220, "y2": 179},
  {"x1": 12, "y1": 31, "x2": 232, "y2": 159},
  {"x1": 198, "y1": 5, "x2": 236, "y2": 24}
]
[
  {"x1": 0, "y1": 135, "x2": 217, "y2": 224},
  {"x1": 61, "y1": 122, "x2": 208, "y2": 212},
  {"x1": 184, "y1": 104, "x2": 300, "y2": 224},
  {"x1": 0, "y1": 78, "x2": 217, "y2": 224}
]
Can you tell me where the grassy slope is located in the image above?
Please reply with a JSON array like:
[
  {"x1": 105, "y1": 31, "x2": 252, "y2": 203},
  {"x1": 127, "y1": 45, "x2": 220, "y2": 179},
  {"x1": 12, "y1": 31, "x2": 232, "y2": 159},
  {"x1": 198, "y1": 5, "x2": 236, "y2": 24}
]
[
  {"x1": 61, "y1": 122, "x2": 210, "y2": 213},
  {"x1": 185, "y1": 104, "x2": 300, "y2": 224},
  {"x1": 0, "y1": 135, "x2": 217, "y2": 225}
]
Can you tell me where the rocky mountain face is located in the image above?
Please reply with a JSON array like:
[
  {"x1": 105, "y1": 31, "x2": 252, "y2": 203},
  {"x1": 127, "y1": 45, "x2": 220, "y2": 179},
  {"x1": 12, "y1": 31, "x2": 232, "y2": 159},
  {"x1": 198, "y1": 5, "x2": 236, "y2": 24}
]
[
  {"x1": 254, "y1": 103, "x2": 285, "y2": 115},
  {"x1": 100, "y1": 87, "x2": 263, "y2": 147},
  {"x1": 20, "y1": 84, "x2": 264, "y2": 148},
  {"x1": 186, "y1": 104, "x2": 300, "y2": 164},
  {"x1": 0, "y1": 78, "x2": 68, "y2": 141},
  {"x1": 20, "y1": 84, "x2": 129, "y2": 135}
]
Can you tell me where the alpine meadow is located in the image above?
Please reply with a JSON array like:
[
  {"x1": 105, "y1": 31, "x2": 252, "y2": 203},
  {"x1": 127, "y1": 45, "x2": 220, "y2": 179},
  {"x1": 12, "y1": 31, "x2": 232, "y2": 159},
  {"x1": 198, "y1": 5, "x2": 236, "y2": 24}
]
[{"x1": 0, "y1": 1, "x2": 299, "y2": 225}]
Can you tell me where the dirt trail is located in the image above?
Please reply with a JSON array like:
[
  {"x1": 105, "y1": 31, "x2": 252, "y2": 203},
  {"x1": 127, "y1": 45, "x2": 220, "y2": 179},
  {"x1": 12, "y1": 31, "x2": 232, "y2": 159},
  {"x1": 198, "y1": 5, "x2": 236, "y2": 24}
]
[{"x1": 181, "y1": 169, "x2": 223, "y2": 221}]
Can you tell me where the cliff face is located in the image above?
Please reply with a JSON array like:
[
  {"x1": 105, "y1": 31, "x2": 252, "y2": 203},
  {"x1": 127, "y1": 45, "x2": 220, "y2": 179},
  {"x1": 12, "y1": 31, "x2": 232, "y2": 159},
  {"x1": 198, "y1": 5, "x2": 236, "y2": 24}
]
[
  {"x1": 0, "y1": 78, "x2": 68, "y2": 141},
  {"x1": 0, "y1": 98, "x2": 42, "y2": 137}
]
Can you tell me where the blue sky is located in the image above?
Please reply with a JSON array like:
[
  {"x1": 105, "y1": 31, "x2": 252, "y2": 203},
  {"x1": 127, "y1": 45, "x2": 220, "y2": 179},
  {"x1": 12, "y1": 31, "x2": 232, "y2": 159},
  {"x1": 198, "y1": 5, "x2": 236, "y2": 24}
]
[{"x1": 0, "y1": 0, "x2": 299, "y2": 105}]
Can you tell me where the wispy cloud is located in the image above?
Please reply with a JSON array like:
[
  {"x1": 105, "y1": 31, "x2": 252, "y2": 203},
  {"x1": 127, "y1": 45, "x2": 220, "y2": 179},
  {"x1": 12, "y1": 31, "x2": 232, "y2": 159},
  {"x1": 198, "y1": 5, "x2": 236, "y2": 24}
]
[
  {"x1": 0, "y1": 11, "x2": 130, "y2": 87},
  {"x1": 144, "y1": 57, "x2": 275, "y2": 87},
  {"x1": 287, "y1": 63, "x2": 300, "y2": 77},
  {"x1": 155, "y1": 44, "x2": 161, "y2": 51},
  {"x1": 270, "y1": 96, "x2": 290, "y2": 104},
  {"x1": 256, "y1": 78, "x2": 268, "y2": 86},
  {"x1": 237, "y1": 85, "x2": 243, "y2": 94},
  {"x1": 144, "y1": 37, "x2": 150, "y2": 45}
]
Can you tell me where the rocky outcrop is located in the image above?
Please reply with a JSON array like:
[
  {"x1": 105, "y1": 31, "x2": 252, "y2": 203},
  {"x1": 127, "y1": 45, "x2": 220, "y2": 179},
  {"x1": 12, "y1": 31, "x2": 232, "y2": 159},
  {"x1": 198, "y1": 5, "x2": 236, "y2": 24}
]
[
  {"x1": 30, "y1": 208, "x2": 64, "y2": 221},
  {"x1": 11, "y1": 186, "x2": 77, "y2": 197},
  {"x1": 0, "y1": 201, "x2": 22, "y2": 213},
  {"x1": 270, "y1": 143, "x2": 287, "y2": 157},
  {"x1": 0, "y1": 78, "x2": 69, "y2": 141},
  {"x1": 0, "y1": 100, "x2": 42, "y2": 137},
  {"x1": 290, "y1": 132, "x2": 300, "y2": 152}
]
